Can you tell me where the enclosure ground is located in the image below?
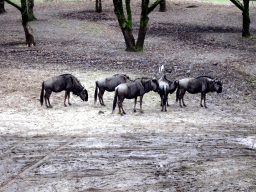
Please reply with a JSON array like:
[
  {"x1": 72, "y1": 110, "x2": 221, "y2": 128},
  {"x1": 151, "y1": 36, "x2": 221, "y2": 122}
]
[{"x1": 0, "y1": 0, "x2": 256, "y2": 191}]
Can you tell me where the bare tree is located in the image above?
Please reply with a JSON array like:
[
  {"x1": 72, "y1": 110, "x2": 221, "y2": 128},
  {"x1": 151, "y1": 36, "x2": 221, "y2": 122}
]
[
  {"x1": 5, "y1": 0, "x2": 36, "y2": 46},
  {"x1": 113, "y1": 0, "x2": 163, "y2": 52}
]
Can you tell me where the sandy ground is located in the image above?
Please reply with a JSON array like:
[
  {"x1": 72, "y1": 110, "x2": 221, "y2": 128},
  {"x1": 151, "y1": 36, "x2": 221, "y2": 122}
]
[{"x1": 0, "y1": 0, "x2": 256, "y2": 191}]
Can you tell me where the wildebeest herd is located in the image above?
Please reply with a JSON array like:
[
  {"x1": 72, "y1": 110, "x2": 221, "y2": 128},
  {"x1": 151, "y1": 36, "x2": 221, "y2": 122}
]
[{"x1": 40, "y1": 66, "x2": 222, "y2": 115}]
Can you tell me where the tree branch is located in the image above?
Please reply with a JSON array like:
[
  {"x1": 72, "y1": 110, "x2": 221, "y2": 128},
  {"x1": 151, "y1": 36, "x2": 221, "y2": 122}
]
[
  {"x1": 148, "y1": 0, "x2": 164, "y2": 14},
  {"x1": 4, "y1": 0, "x2": 22, "y2": 12},
  {"x1": 113, "y1": 0, "x2": 127, "y2": 29},
  {"x1": 230, "y1": 0, "x2": 244, "y2": 11},
  {"x1": 125, "y1": 0, "x2": 132, "y2": 29}
]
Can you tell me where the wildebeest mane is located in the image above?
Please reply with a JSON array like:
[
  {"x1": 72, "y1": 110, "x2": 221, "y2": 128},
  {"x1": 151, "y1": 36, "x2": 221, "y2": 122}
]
[
  {"x1": 113, "y1": 74, "x2": 130, "y2": 79},
  {"x1": 196, "y1": 75, "x2": 214, "y2": 79},
  {"x1": 65, "y1": 74, "x2": 84, "y2": 96}
]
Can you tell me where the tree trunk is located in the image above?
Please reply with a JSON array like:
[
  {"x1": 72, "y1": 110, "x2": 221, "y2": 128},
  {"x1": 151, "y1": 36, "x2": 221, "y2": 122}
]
[
  {"x1": 159, "y1": 0, "x2": 166, "y2": 12},
  {"x1": 230, "y1": 0, "x2": 250, "y2": 37},
  {"x1": 96, "y1": 0, "x2": 102, "y2": 13},
  {"x1": 136, "y1": 27, "x2": 147, "y2": 51},
  {"x1": 0, "y1": 0, "x2": 5, "y2": 14},
  {"x1": 113, "y1": 0, "x2": 136, "y2": 51},
  {"x1": 21, "y1": 0, "x2": 36, "y2": 46},
  {"x1": 22, "y1": 18, "x2": 36, "y2": 47},
  {"x1": 27, "y1": 0, "x2": 37, "y2": 21},
  {"x1": 123, "y1": 29, "x2": 136, "y2": 51},
  {"x1": 4, "y1": 0, "x2": 36, "y2": 46},
  {"x1": 242, "y1": 0, "x2": 250, "y2": 37},
  {"x1": 113, "y1": 0, "x2": 163, "y2": 52}
]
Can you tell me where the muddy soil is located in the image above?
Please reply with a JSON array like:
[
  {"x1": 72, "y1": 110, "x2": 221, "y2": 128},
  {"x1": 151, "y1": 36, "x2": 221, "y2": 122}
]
[{"x1": 0, "y1": 0, "x2": 256, "y2": 191}]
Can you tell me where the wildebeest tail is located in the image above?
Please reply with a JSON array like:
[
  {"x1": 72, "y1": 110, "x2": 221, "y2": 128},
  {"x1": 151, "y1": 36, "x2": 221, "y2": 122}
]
[
  {"x1": 94, "y1": 82, "x2": 98, "y2": 104},
  {"x1": 176, "y1": 81, "x2": 179, "y2": 102},
  {"x1": 40, "y1": 82, "x2": 44, "y2": 106},
  {"x1": 112, "y1": 88, "x2": 118, "y2": 112}
]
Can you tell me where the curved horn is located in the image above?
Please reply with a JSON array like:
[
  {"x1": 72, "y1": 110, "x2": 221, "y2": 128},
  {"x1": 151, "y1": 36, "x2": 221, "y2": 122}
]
[{"x1": 159, "y1": 64, "x2": 165, "y2": 74}]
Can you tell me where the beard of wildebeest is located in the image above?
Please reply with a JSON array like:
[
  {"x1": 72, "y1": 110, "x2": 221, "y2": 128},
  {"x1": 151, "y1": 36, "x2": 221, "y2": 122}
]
[
  {"x1": 215, "y1": 81, "x2": 222, "y2": 93},
  {"x1": 80, "y1": 89, "x2": 88, "y2": 101}
]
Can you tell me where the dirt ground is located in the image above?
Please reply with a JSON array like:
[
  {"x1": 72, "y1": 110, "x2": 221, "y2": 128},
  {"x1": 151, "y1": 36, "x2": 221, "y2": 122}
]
[{"x1": 0, "y1": 0, "x2": 256, "y2": 191}]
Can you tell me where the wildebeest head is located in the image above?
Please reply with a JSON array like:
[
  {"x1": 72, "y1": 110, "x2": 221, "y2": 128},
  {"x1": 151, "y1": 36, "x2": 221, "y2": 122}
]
[
  {"x1": 123, "y1": 74, "x2": 130, "y2": 82},
  {"x1": 140, "y1": 78, "x2": 158, "y2": 92},
  {"x1": 215, "y1": 80, "x2": 222, "y2": 93},
  {"x1": 151, "y1": 79, "x2": 159, "y2": 92},
  {"x1": 209, "y1": 79, "x2": 222, "y2": 93},
  {"x1": 169, "y1": 81, "x2": 178, "y2": 94},
  {"x1": 80, "y1": 89, "x2": 88, "y2": 101}
]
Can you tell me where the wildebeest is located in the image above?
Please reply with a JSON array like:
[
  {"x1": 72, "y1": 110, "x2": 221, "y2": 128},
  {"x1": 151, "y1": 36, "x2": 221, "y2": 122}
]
[
  {"x1": 176, "y1": 76, "x2": 222, "y2": 108},
  {"x1": 40, "y1": 74, "x2": 88, "y2": 108},
  {"x1": 157, "y1": 74, "x2": 178, "y2": 111},
  {"x1": 112, "y1": 78, "x2": 159, "y2": 115},
  {"x1": 94, "y1": 74, "x2": 130, "y2": 106}
]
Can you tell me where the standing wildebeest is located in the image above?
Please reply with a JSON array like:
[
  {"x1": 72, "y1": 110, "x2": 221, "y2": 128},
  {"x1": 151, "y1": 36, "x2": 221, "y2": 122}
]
[
  {"x1": 176, "y1": 76, "x2": 222, "y2": 108},
  {"x1": 40, "y1": 74, "x2": 88, "y2": 108},
  {"x1": 94, "y1": 74, "x2": 130, "y2": 106},
  {"x1": 112, "y1": 78, "x2": 159, "y2": 115},
  {"x1": 157, "y1": 74, "x2": 178, "y2": 111}
]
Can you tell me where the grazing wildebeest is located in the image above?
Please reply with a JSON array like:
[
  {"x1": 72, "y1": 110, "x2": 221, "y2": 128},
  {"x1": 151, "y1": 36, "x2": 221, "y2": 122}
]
[
  {"x1": 40, "y1": 74, "x2": 88, "y2": 108},
  {"x1": 112, "y1": 78, "x2": 159, "y2": 115},
  {"x1": 94, "y1": 74, "x2": 130, "y2": 106},
  {"x1": 157, "y1": 74, "x2": 178, "y2": 111},
  {"x1": 176, "y1": 76, "x2": 222, "y2": 108}
]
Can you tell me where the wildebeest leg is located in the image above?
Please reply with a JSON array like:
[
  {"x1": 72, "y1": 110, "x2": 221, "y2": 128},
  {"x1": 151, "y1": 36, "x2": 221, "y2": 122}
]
[
  {"x1": 98, "y1": 89, "x2": 105, "y2": 106},
  {"x1": 201, "y1": 93, "x2": 207, "y2": 108},
  {"x1": 164, "y1": 96, "x2": 167, "y2": 112},
  {"x1": 118, "y1": 96, "x2": 125, "y2": 115},
  {"x1": 160, "y1": 95, "x2": 164, "y2": 111},
  {"x1": 180, "y1": 89, "x2": 186, "y2": 107},
  {"x1": 181, "y1": 98, "x2": 186, "y2": 107},
  {"x1": 140, "y1": 96, "x2": 144, "y2": 113},
  {"x1": 160, "y1": 95, "x2": 163, "y2": 106},
  {"x1": 134, "y1": 97, "x2": 137, "y2": 112},
  {"x1": 67, "y1": 91, "x2": 71, "y2": 106},
  {"x1": 64, "y1": 91, "x2": 68, "y2": 107},
  {"x1": 45, "y1": 90, "x2": 52, "y2": 108}
]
